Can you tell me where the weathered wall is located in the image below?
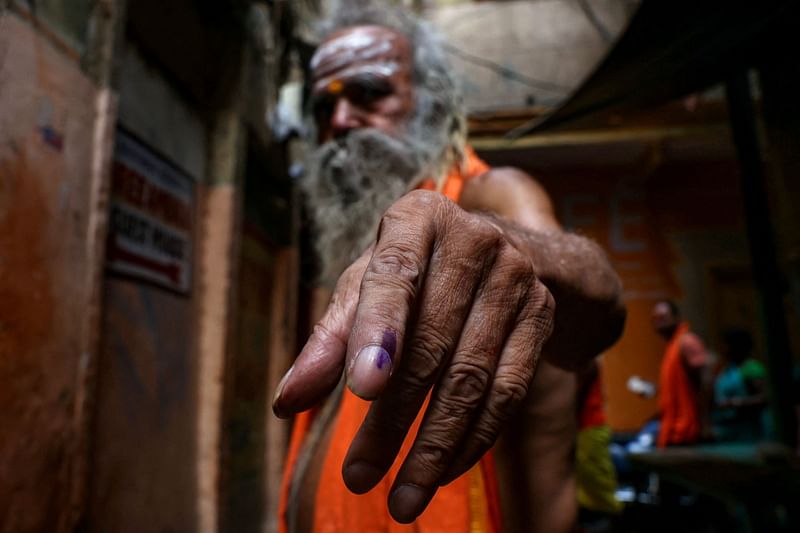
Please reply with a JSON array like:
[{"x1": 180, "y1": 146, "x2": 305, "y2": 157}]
[
  {"x1": 90, "y1": 281, "x2": 198, "y2": 532},
  {"x1": 222, "y1": 138, "x2": 296, "y2": 533},
  {"x1": 196, "y1": 108, "x2": 244, "y2": 533},
  {"x1": 2, "y1": 2, "x2": 294, "y2": 531},
  {"x1": 224, "y1": 225, "x2": 275, "y2": 533},
  {"x1": 482, "y1": 139, "x2": 755, "y2": 431},
  {"x1": 0, "y1": 10, "x2": 114, "y2": 533},
  {"x1": 88, "y1": 43, "x2": 206, "y2": 533}
]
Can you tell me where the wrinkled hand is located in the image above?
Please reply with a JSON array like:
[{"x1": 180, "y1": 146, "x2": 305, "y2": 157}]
[{"x1": 272, "y1": 190, "x2": 555, "y2": 523}]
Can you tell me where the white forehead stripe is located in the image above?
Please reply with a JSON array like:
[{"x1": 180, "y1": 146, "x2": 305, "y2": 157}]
[
  {"x1": 316, "y1": 62, "x2": 400, "y2": 90},
  {"x1": 312, "y1": 28, "x2": 396, "y2": 70},
  {"x1": 336, "y1": 62, "x2": 399, "y2": 79}
]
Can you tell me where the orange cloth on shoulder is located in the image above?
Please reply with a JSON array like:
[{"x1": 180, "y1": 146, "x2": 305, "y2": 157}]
[
  {"x1": 657, "y1": 322, "x2": 701, "y2": 447},
  {"x1": 578, "y1": 374, "x2": 608, "y2": 430},
  {"x1": 417, "y1": 147, "x2": 490, "y2": 201},
  {"x1": 278, "y1": 147, "x2": 500, "y2": 533}
]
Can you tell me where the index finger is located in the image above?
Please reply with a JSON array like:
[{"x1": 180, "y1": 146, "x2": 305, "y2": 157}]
[
  {"x1": 271, "y1": 253, "x2": 367, "y2": 418},
  {"x1": 345, "y1": 190, "x2": 444, "y2": 399}
]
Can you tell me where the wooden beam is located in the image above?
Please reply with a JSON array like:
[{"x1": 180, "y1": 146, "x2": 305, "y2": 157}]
[{"x1": 469, "y1": 124, "x2": 730, "y2": 151}]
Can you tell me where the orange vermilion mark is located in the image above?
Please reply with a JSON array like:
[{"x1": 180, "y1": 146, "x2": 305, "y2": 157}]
[{"x1": 328, "y1": 79, "x2": 343, "y2": 94}]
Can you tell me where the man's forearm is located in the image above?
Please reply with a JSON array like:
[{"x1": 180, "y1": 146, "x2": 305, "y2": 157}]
[{"x1": 488, "y1": 216, "x2": 626, "y2": 369}]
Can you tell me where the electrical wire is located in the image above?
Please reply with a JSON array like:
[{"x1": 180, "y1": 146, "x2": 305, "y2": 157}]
[
  {"x1": 576, "y1": 0, "x2": 614, "y2": 44},
  {"x1": 442, "y1": 42, "x2": 570, "y2": 94}
]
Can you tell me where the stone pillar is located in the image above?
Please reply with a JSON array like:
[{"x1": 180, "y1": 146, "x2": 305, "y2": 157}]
[{"x1": 197, "y1": 106, "x2": 246, "y2": 533}]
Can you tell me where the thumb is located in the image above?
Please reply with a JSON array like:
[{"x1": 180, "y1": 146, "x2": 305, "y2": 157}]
[{"x1": 272, "y1": 256, "x2": 365, "y2": 418}]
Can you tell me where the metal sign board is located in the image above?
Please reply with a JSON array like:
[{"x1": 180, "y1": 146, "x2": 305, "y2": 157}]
[{"x1": 106, "y1": 129, "x2": 194, "y2": 293}]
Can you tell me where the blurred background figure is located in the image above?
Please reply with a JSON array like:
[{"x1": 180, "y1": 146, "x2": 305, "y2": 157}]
[
  {"x1": 575, "y1": 362, "x2": 623, "y2": 532},
  {"x1": 618, "y1": 300, "x2": 711, "y2": 457},
  {"x1": 651, "y1": 300, "x2": 711, "y2": 448},
  {"x1": 712, "y1": 327, "x2": 768, "y2": 442}
]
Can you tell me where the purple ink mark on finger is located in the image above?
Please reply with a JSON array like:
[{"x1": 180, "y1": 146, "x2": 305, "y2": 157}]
[
  {"x1": 382, "y1": 330, "x2": 397, "y2": 359},
  {"x1": 375, "y1": 349, "x2": 392, "y2": 370},
  {"x1": 350, "y1": 344, "x2": 393, "y2": 398}
]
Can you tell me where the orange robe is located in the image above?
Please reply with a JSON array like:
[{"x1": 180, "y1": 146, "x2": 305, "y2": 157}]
[
  {"x1": 279, "y1": 148, "x2": 502, "y2": 533},
  {"x1": 657, "y1": 322, "x2": 703, "y2": 447},
  {"x1": 578, "y1": 375, "x2": 607, "y2": 430}
]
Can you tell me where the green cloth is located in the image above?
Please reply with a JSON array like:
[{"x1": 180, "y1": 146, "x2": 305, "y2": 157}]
[
  {"x1": 739, "y1": 359, "x2": 766, "y2": 381},
  {"x1": 576, "y1": 425, "x2": 624, "y2": 514},
  {"x1": 713, "y1": 359, "x2": 767, "y2": 442}
]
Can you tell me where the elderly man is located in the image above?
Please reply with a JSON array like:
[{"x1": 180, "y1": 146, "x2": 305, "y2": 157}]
[{"x1": 272, "y1": 6, "x2": 625, "y2": 533}]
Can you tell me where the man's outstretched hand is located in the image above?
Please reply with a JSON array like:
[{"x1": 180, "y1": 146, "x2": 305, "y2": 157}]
[{"x1": 272, "y1": 190, "x2": 555, "y2": 523}]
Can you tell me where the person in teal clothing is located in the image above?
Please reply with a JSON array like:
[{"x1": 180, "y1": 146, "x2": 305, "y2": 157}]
[{"x1": 712, "y1": 328, "x2": 768, "y2": 442}]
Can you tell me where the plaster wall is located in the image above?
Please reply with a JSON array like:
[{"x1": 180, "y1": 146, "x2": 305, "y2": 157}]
[
  {"x1": 482, "y1": 147, "x2": 754, "y2": 431},
  {"x1": 88, "y1": 42, "x2": 207, "y2": 533},
  {"x1": 0, "y1": 12, "x2": 114, "y2": 533}
]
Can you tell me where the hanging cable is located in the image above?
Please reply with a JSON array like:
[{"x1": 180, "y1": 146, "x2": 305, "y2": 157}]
[
  {"x1": 576, "y1": 0, "x2": 614, "y2": 44},
  {"x1": 442, "y1": 42, "x2": 570, "y2": 93}
]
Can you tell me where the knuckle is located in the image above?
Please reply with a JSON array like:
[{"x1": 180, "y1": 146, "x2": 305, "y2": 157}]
[
  {"x1": 462, "y1": 215, "x2": 503, "y2": 249},
  {"x1": 440, "y1": 253, "x2": 486, "y2": 284},
  {"x1": 364, "y1": 243, "x2": 422, "y2": 288},
  {"x1": 411, "y1": 440, "x2": 452, "y2": 477},
  {"x1": 538, "y1": 283, "x2": 556, "y2": 315},
  {"x1": 393, "y1": 189, "x2": 450, "y2": 218},
  {"x1": 470, "y1": 423, "x2": 501, "y2": 454},
  {"x1": 521, "y1": 283, "x2": 555, "y2": 339},
  {"x1": 401, "y1": 357, "x2": 441, "y2": 389},
  {"x1": 445, "y1": 359, "x2": 493, "y2": 408},
  {"x1": 485, "y1": 245, "x2": 537, "y2": 308},
  {"x1": 311, "y1": 321, "x2": 334, "y2": 342},
  {"x1": 412, "y1": 326, "x2": 452, "y2": 360},
  {"x1": 402, "y1": 328, "x2": 452, "y2": 385},
  {"x1": 496, "y1": 243, "x2": 535, "y2": 283},
  {"x1": 369, "y1": 243, "x2": 422, "y2": 278},
  {"x1": 536, "y1": 286, "x2": 556, "y2": 336},
  {"x1": 309, "y1": 320, "x2": 347, "y2": 353},
  {"x1": 488, "y1": 372, "x2": 530, "y2": 420}
]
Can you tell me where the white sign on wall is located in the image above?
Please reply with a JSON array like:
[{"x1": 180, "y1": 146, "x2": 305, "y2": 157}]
[{"x1": 106, "y1": 129, "x2": 194, "y2": 293}]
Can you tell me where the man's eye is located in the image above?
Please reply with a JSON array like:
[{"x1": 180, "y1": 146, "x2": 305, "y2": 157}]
[
  {"x1": 313, "y1": 96, "x2": 335, "y2": 118},
  {"x1": 349, "y1": 82, "x2": 392, "y2": 105}
]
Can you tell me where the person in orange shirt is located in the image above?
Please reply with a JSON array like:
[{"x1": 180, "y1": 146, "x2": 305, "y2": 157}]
[
  {"x1": 623, "y1": 300, "x2": 711, "y2": 451},
  {"x1": 651, "y1": 300, "x2": 710, "y2": 447},
  {"x1": 272, "y1": 5, "x2": 625, "y2": 532}
]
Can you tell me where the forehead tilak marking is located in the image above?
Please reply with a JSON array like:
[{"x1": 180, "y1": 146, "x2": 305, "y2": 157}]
[
  {"x1": 311, "y1": 28, "x2": 398, "y2": 72},
  {"x1": 315, "y1": 62, "x2": 401, "y2": 94}
]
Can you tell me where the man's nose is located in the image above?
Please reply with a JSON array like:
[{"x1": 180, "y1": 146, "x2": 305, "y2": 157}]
[{"x1": 330, "y1": 98, "x2": 362, "y2": 138}]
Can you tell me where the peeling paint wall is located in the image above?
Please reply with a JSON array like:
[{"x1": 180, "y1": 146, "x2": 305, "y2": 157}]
[
  {"x1": 2, "y1": 2, "x2": 295, "y2": 531},
  {"x1": 90, "y1": 281, "x2": 198, "y2": 532},
  {"x1": 0, "y1": 10, "x2": 115, "y2": 533},
  {"x1": 87, "y1": 43, "x2": 206, "y2": 533}
]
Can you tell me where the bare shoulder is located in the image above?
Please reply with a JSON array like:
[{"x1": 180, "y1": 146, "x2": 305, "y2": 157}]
[
  {"x1": 459, "y1": 166, "x2": 560, "y2": 232},
  {"x1": 680, "y1": 331, "x2": 709, "y2": 368},
  {"x1": 680, "y1": 332, "x2": 706, "y2": 351}
]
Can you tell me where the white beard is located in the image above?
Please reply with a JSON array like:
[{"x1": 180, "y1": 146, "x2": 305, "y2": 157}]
[{"x1": 300, "y1": 128, "x2": 432, "y2": 285}]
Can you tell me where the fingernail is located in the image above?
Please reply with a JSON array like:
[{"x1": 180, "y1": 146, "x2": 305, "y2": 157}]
[
  {"x1": 272, "y1": 365, "x2": 294, "y2": 417},
  {"x1": 389, "y1": 484, "x2": 429, "y2": 523},
  {"x1": 348, "y1": 344, "x2": 392, "y2": 399},
  {"x1": 342, "y1": 461, "x2": 385, "y2": 494}
]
